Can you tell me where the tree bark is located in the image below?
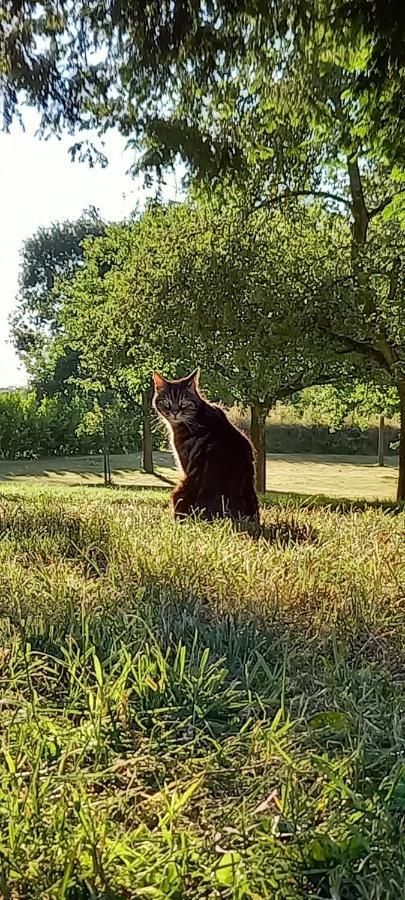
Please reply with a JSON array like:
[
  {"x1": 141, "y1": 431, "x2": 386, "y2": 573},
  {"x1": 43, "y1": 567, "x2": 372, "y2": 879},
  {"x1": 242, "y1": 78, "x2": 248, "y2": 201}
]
[
  {"x1": 102, "y1": 411, "x2": 112, "y2": 487},
  {"x1": 347, "y1": 157, "x2": 369, "y2": 247},
  {"x1": 142, "y1": 384, "x2": 154, "y2": 474},
  {"x1": 250, "y1": 403, "x2": 267, "y2": 494},
  {"x1": 397, "y1": 382, "x2": 405, "y2": 501},
  {"x1": 378, "y1": 414, "x2": 385, "y2": 467}
]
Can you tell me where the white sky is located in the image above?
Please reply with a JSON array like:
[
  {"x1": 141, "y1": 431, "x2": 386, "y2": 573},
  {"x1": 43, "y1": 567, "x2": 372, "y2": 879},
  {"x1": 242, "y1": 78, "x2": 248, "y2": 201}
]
[{"x1": 0, "y1": 112, "x2": 181, "y2": 388}]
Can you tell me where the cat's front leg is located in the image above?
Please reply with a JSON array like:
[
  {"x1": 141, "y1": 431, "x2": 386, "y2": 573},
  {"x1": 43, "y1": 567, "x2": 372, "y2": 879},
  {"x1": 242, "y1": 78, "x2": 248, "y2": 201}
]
[{"x1": 172, "y1": 479, "x2": 195, "y2": 522}]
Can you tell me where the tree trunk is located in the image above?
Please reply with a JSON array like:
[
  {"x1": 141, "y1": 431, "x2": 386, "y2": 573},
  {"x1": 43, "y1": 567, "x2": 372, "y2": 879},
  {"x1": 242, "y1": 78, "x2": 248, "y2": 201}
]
[
  {"x1": 378, "y1": 414, "x2": 385, "y2": 467},
  {"x1": 250, "y1": 403, "x2": 267, "y2": 494},
  {"x1": 142, "y1": 384, "x2": 154, "y2": 474},
  {"x1": 397, "y1": 382, "x2": 405, "y2": 501},
  {"x1": 102, "y1": 412, "x2": 112, "y2": 487}
]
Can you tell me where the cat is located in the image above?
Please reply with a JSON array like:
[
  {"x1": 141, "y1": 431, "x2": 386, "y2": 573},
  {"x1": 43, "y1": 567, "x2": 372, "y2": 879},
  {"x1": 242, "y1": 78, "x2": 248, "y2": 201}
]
[{"x1": 152, "y1": 368, "x2": 259, "y2": 523}]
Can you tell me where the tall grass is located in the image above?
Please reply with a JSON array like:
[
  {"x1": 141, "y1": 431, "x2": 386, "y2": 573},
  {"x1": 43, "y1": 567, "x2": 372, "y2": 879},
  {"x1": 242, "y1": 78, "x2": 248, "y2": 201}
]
[{"x1": 0, "y1": 485, "x2": 404, "y2": 898}]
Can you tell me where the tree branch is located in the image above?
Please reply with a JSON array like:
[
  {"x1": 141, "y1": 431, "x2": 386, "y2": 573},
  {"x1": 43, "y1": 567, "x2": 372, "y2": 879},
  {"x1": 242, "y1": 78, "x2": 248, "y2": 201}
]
[
  {"x1": 254, "y1": 189, "x2": 351, "y2": 212},
  {"x1": 320, "y1": 326, "x2": 392, "y2": 372},
  {"x1": 388, "y1": 256, "x2": 401, "y2": 304},
  {"x1": 369, "y1": 189, "x2": 405, "y2": 220},
  {"x1": 347, "y1": 159, "x2": 368, "y2": 216},
  {"x1": 274, "y1": 371, "x2": 345, "y2": 401}
]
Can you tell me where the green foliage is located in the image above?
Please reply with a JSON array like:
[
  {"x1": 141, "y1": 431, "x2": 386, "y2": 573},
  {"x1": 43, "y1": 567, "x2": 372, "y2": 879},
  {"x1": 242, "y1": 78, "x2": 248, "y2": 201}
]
[
  {"x1": 0, "y1": 485, "x2": 403, "y2": 896},
  {"x1": 2, "y1": 1, "x2": 405, "y2": 160},
  {"x1": 0, "y1": 389, "x2": 146, "y2": 459},
  {"x1": 290, "y1": 382, "x2": 400, "y2": 430},
  {"x1": 12, "y1": 209, "x2": 105, "y2": 371},
  {"x1": 59, "y1": 199, "x2": 361, "y2": 412}
]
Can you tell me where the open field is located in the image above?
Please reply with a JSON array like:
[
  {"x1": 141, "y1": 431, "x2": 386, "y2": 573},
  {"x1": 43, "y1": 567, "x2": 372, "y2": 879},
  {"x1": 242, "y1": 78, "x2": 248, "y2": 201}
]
[
  {"x1": 0, "y1": 451, "x2": 400, "y2": 500},
  {"x1": 0, "y1": 483, "x2": 404, "y2": 897}
]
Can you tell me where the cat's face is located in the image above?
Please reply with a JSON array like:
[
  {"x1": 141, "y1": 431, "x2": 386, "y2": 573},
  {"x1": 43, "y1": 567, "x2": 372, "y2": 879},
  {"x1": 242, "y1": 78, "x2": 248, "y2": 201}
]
[{"x1": 153, "y1": 369, "x2": 201, "y2": 425}]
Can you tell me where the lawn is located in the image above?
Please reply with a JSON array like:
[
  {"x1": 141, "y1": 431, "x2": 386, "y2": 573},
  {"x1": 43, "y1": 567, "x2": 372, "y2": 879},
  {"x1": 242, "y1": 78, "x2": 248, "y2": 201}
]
[
  {"x1": 0, "y1": 483, "x2": 404, "y2": 898},
  {"x1": 0, "y1": 450, "x2": 400, "y2": 500}
]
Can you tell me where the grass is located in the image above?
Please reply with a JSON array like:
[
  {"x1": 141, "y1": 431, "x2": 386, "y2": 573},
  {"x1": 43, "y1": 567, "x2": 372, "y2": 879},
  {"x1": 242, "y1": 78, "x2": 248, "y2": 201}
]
[
  {"x1": 0, "y1": 483, "x2": 404, "y2": 898},
  {"x1": 0, "y1": 451, "x2": 400, "y2": 500}
]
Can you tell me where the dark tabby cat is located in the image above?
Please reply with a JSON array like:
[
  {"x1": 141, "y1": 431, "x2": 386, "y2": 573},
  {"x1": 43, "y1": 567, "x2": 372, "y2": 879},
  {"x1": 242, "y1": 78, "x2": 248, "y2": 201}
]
[{"x1": 153, "y1": 369, "x2": 259, "y2": 523}]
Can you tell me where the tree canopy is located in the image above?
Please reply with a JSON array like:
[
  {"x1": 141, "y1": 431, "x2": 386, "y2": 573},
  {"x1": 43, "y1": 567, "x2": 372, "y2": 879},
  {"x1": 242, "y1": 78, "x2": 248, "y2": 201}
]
[
  {"x1": 2, "y1": 2, "x2": 405, "y2": 146},
  {"x1": 54, "y1": 197, "x2": 368, "y2": 490},
  {"x1": 11, "y1": 209, "x2": 105, "y2": 395}
]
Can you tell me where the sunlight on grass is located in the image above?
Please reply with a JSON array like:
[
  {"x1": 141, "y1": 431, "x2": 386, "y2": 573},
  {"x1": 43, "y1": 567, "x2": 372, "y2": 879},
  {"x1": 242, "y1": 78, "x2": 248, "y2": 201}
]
[
  {"x1": 0, "y1": 450, "x2": 400, "y2": 500},
  {"x1": 0, "y1": 485, "x2": 404, "y2": 896}
]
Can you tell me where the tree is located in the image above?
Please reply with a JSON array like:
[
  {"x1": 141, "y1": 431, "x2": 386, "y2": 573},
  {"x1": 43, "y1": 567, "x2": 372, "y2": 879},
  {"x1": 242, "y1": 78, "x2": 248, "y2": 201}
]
[
  {"x1": 328, "y1": 382, "x2": 399, "y2": 468},
  {"x1": 58, "y1": 198, "x2": 365, "y2": 492},
  {"x1": 291, "y1": 380, "x2": 400, "y2": 466},
  {"x1": 11, "y1": 209, "x2": 105, "y2": 395},
  {"x1": 51, "y1": 214, "x2": 185, "y2": 473},
  {"x1": 0, "y1": 388, "x2": 145, "y2": 460},
  {"x1": 10, "y1": 211, "x2": 156, "y2": 474},
  {"x1": 146, "y1": 198, "x2": 360, "y2": 492},
  {"x1": 113, "y1": 14, "x2": 405, "y2": 498}
]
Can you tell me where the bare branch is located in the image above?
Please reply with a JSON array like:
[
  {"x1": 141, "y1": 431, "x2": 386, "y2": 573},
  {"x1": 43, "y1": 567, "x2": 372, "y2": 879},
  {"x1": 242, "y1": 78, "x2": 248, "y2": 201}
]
[
  {"x1": 321, "y1": 326, "x2": 392, "y2": 372},
  {"x1": 388, "y1": 256, "x2": 401, "y2": 305},
  {"x1": 254, "y1": 189, "x2": 351, "y2": 212}
]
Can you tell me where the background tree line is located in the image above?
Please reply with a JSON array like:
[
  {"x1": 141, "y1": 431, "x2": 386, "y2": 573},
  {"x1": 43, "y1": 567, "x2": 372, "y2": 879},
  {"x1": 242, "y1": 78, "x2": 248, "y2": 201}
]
[
  {"x1": 1, "y1": 384, "x2": 399, "y2": 464},
  {"x1": 0, "y1": 388, "x2": 158, "y2": 460}
]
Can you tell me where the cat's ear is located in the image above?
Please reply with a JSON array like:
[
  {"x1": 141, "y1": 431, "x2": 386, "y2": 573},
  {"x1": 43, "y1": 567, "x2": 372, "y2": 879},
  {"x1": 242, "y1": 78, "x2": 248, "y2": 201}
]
[
  {"x1": 185, "y1": 367, "x2": 200, "y2": 392},
  {"x1": 152, "y1": 371, "x2": 168, "y2": 391}
]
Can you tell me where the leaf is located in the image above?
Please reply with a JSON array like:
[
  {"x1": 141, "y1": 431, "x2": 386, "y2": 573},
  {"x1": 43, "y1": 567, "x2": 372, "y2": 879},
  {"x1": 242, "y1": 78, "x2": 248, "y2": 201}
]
[
  {"x1": 308, "y1": 835, "x2": 337, "y2": 864},
  {"x1": 93, "y1": 653, "x2": 104, "y2": 687},
  {"x1": 389, "y1": 776, "x2": 405, "y2": 810},
  {"x1": 308, "y1": 711, "x2": 351, "y2": 733},
  {"x1": 161, "y1": 861, "x2": 181, "y2": 892},
  {"x1": 213, "y1": 851, "x2": 242, "y2": 886},
  {"x1": 391, "y1": 166, "x2": 405, "y2": 183},
  {"x1": 344, "y1": 831, "x2": 369, "y2": 860},
  {"x1": 3, "y1": 749, "x2": 16, "y2": 774}
]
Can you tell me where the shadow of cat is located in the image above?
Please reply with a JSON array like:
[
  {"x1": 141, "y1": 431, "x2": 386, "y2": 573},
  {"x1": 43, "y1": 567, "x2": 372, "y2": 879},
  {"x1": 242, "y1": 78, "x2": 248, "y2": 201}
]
[{"x1": 232, "y1": 516, "x2": 318, "y2": 548}]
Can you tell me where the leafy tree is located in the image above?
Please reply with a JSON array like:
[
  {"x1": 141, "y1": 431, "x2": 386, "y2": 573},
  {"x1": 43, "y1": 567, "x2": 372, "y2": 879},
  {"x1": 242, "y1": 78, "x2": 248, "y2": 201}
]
[
  {"x1": 53, "y1": 218, "x2": 172, "y2": 475},
  {"x1": 58, "y1": 199, "x2": 365, "y2": 491},
  {"x1": 0, "y1": 389, "x2": 145, "y2": 460},
  {"x1": 111, "y1": 13, "x2": 405, "y2": 497},
  {"x1": 11, "y1": 209, "x2": 105, "y2": 395},
  {"x1": 149, "y1": 199, "x2": 365, "y2": 492},
  {"x1": 10, "y1": 210, "x2": 136, "y2": 479},
  {"x1": 327, "y1": 382, "x2": 399, "y2": 467}
]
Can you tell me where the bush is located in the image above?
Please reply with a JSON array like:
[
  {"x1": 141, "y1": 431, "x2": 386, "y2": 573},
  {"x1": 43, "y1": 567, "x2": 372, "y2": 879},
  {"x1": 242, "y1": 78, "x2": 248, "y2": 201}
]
[
  {"x1": 0, "y1": 390, "x2": 154, "y2": 459},
  {"x1": 227, "y1": 408, "x2": 399, "y2": 456}
]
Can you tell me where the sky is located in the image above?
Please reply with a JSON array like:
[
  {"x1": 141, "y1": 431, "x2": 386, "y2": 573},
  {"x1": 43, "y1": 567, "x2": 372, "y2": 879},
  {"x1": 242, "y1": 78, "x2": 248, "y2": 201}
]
[{"x1": 0, "y1": 113, "x2": 181, "y2": 388}]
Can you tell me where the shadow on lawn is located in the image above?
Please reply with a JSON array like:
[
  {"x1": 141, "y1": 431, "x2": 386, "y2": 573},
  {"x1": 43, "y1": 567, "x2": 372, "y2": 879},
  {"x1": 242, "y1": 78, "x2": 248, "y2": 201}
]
[
  {"x1": 261, "y1": 491, "x2": 405, "y2": 514},
  {"x1": 267, "y1": 452, "x2": 399, "y2": 468}
]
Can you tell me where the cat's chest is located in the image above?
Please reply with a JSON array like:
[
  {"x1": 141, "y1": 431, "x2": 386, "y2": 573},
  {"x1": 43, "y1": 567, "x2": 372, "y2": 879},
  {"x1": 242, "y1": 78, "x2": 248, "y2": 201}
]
[{"x1": 171, "y1": 428, "x2": 202, "y2": 473}]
